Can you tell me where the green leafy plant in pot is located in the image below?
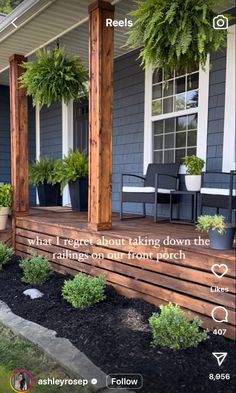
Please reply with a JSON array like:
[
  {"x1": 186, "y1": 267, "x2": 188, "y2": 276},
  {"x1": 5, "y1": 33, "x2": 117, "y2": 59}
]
[
  {"x1": 0, "y1": 184, "x2": 12, "y2": 231},
  {"x1": 182, "y1": 155, "x2": 205, "y2": 191},
  {"x1": 53, "y1": 151, "x2": 88, "y2": 211},
  {"x1": 29, "y1": 157, "x2": 61, "y2": 206},
  {"x1": 196, "y1": 215, "x2": 235, "y2": 250},
  {"x1": 20, "y1": 47, "x2": 88, "y2": 107},
  {"x1": 126, "y1": 0, "x2": 227, "y2": 76}
]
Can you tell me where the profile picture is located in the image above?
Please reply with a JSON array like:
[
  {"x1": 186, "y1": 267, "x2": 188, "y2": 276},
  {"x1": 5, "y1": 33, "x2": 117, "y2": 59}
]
[{"x1": 10, "y1": 369, "x2": 34, "y2": 392}]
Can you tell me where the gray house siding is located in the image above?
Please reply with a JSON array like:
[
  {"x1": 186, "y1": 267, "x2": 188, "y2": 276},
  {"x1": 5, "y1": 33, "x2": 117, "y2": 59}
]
[
  {"x1": 0, "y1": 86, "x2": 36, "y2": 203},
  {"x1": 112, "y1": 48, "x2": 231, "y2": 217},
  {"x1": 112, "y1": 50, "x2": 145, "y2": 213},
  {"x1": 40, "y1": 102, "x2": 62, "y2": 158},
  {"x1": 207, "y1": 49, "x2": 226, "y2": 173},
  {"x1": 0, "y1": 85, "x2": 11, "y2": 183},
  {"x1": 28, "y1": 98, "x2": 36, "y2": 205}
]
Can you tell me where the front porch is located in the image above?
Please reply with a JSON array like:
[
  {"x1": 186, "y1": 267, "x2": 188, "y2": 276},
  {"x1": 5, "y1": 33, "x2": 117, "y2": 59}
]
[{"x1": 14, "y1": 207, "x2": 236, "y2": 340}]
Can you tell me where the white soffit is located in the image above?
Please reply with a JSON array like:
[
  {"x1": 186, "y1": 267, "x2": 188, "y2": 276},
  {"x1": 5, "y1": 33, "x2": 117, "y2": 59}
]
[{"x1": 0, "y1": 0, "x2": 136, "y2": 85}]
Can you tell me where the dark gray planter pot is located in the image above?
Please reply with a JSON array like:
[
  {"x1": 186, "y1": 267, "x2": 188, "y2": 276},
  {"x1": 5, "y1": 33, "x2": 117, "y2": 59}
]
[
  {"x1": 37, "y1": 182, "x2": 61, "y2": 206},
  {"x1": 209, "y1": 226, "x2": 235, "y2": 250},
  {"x1": 69, "y1": 177, "x2": 88, "y2": 211}
]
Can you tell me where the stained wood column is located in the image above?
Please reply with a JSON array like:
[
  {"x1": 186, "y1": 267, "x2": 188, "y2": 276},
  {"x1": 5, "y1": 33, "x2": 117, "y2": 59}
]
[
  {"x1": 9, "y1": 54, "x2": 29, "y2": 217},
  {"x1": 88, "y1": 0, "x2": 114, "y2": 230}
]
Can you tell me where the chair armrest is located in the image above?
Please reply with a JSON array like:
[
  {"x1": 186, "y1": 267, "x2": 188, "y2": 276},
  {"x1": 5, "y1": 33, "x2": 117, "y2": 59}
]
[
  {"x1": 155, "y1": 174, "x2": 179, "y2": 191},
  {"x1": 202, "y1": 171, "x2": 236, "y2": 194},
  {"x1": 202, "y1": 171, "x2": 230, "y2": 175},
  {"x1": 121, "y1": 173, "x2": 145, "y2": 190},
  {"x1": 122, "y1": 173, "x2": 145, "y2": 180}
]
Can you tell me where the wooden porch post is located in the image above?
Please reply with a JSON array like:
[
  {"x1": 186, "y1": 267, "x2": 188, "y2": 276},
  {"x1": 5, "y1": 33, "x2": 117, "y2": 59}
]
[
  {"x1": 88, "y1": 0, "x2": 114, "y2": 230},
  {"x1": 9, "y1": 54, "x2": 29, "y2": 218}
]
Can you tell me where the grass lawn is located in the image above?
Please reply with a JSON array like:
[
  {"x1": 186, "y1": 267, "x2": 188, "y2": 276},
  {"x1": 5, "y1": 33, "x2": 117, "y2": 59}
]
[{"x1": 0, "y1": 324, "x2": 93, "y2": 393}]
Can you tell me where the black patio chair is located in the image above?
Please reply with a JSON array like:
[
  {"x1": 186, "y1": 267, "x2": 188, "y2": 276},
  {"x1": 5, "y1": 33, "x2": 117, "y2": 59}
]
[
  {"x1": 200, "y1": 170, "x2": 236, "y2": 222},
  {"x1": 120, "y1": 163, "x2": 180, "y2": 222}
]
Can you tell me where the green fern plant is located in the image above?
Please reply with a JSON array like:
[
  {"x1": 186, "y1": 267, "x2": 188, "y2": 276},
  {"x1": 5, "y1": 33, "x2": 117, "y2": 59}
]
[
  {"x1": 20, "y1": 47, "x2": 88, "y2": 107},
  {"x1": 0, "y1": 184, "x2": 12, "y2": 208},
  {"x1": 29, "y1": 156, "x2": 61, "y2": 186},
  {"x1": 182, "y1": 155, "x2": 205, "y2": 175},
  {"x1": 52, "y1": 150, "x2": 88, "y2": 192},
  {"x1": 127, "y1": 0, "x2": 227, "y2": 76},
  {"x1": 196, "y1": 215, "x2": 227, "y2": 234}
]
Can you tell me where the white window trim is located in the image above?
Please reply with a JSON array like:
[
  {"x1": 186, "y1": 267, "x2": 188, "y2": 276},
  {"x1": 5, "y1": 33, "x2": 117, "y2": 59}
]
[
  {"x1": 62, "y1": 99, "x2": 73, "y2": 206},
  {"x1": 144, "y1": 59, "x2": 210, "y2": 175},
  {"x1": 223, "y1": 24, "x2": 236, "y2": 172}
]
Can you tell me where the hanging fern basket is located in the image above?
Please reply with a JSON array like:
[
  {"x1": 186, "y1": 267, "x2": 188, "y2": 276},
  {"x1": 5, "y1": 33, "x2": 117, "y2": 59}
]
[
  {"x1": 20, "y1": 47, "x2": 88, "y2": 107},
  {"x1": 127, "y1": 0, "x2": 227, "y2": 76}
]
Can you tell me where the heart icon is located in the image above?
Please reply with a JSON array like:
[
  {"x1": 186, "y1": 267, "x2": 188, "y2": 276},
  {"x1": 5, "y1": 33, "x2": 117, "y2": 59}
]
[{"x1": 211, "y1": 264, "x2": 228, "y2": 278}]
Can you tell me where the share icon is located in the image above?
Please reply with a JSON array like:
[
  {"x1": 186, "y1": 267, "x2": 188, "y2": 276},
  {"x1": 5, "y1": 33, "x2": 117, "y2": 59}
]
[{"x1": 212, "y1": 352, "x2": 228, "y2": 366}]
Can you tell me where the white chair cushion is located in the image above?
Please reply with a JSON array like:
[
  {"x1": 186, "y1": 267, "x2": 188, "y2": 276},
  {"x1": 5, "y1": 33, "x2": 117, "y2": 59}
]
[
  {"x1": 201, "y1": 188, "x2": 236, "y2": 196},
  {"x1": 122, "y1": 186, "x2": 174, "y2": 194}
]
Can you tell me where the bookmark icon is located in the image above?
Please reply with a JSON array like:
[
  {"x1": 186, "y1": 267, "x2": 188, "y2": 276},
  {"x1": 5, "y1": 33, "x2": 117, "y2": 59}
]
[{"x1": 212, "y1": 352, "x2": 228, "y2": 366}]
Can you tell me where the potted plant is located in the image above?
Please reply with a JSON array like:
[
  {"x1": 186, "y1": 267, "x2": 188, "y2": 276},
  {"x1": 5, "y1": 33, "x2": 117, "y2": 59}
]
[
  {"x1": 127, "y1": 0, "x2": 227, "y2": 75},
  {"x1": 29, "y1": 157, "x2": 61, "y2": 206},
  {"x1": 20, "y1": 47, "x2": 88, "y2": 107},
  {"x1": 196, "y1": 215, "x2": 235, "y2": 250},
  {"x1": 53, "y1": 151, "x2": 88, "y2": 211},
  {"x1": 0, "y1": 184, "x2": 12, "y2": 231},
  {"x1": 182, "y1": 155, "x2": 205, "y2": 191}
]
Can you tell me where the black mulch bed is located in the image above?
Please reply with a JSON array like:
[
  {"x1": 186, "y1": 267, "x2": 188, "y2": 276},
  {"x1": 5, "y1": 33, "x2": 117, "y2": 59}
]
[{"x1": 0, "y1": 258, "x2": 235, "y2": 393}]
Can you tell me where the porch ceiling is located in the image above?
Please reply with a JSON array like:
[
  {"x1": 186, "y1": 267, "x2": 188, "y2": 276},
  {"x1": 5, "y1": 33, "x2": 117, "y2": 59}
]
[
  {"x1": 0, "y1": 0, "x2": 135, "y2": 85},
  {"x1": 0, "y1": 0, "x2": 234, "y2": 86}
]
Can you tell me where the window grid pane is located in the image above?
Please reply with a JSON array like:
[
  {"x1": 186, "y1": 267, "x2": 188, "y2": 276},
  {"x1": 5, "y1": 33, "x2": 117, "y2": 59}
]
[
  {"x1": 153, "y1": 115, "x2": 198, "y2": 164},
  {"x1": 152, "y1": 67, "x2": 199, "y2": 163},
  {"x1": 152, "y1": 69, "x2": 199, "y2": 116}
]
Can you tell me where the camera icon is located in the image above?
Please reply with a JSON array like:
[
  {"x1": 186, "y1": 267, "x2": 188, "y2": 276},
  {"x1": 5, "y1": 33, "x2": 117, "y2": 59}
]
[{"x1": 213, "y1": 15, "x2": 228, "y2": 30}]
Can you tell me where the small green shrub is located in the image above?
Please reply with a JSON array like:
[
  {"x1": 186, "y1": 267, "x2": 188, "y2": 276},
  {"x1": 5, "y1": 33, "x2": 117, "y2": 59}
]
[
  {"x1": 0, "y1": 184, "x2": 12, "y2": 207},
  {"x1": 149, "y1": 303, "x2": 208, "y2": 350},
  {"x1": 62, "y1": 273, "x2": 106, "y2": 309},
  {"x1": 53, "y1": 150, "x2": 88, "y2": 193},
  {"x1": 0, "y1": 242, "x2": 14, "y2": 270},
  {"x1": 197, "y1": 215, "x2": 227, "y2": 234},
  {"x1": 182, "y1": 155, "x2": 205, "y2": 175},
  {"x1": 29, "y1": 156, "x2": 62, "y2": 186},
  {"x1": 20, "y1": 255, "x2": 52, "y2": 285}
]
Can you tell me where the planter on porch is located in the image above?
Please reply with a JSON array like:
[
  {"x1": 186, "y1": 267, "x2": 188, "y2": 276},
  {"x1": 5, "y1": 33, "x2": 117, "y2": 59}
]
[
  {"x1": 208, "y1": 226, "x2": 235, "y2": 250},
  {"x1": 29, "y1": 157, "x2": 62, "y2": 207},
  {"x1": 69, "y1": 177, "x2": 88, "y2": 211},
  {"x1": 37, "y1": 182, "x2": 61, "y2": 207},
  {"x1": 0, "y1": 207, "x2": 10, "y2": 231},
  {"x1": 54, "y1": 151, "x2": 88, "y2": 211},
  {"x1": 185, "y1": 175, "x2": 202, "y2": 192},
  {"x1": 183, "y1": 155, "x2": 205, "y2": 192},
  {"x1": 0, "y1": 185, "x2": 12, "y2": 231},
  {"x1": 197, "y1": 214, "x2": 235, "y2": 250}
]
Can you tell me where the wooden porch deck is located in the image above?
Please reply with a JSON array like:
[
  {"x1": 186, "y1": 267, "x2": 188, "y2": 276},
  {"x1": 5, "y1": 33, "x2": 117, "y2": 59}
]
[{"x1": 15, "y1": 207, "x2": 236, "y2": 340}]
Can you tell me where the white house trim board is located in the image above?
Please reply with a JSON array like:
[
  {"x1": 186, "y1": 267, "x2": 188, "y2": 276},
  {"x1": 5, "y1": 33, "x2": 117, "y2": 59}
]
[
  {"x1": 35, "y1": 104, "x2": 40, "y2": 204},
  {"x1": 143, "y1": 62, "x2": 210, "y2": 174},
  {"x1": 35, "y1": 104, "x2": 40, "y2": 161},
  {"x1": 196, "y1": 55, "x2": 210, "y2": 168},
  {"x1": 62, "y1": 100, "x2": 73, "y2": 206},
  {"x1": 223, "y1": 24, "x2": 236, "y2": 172},
  {"x1": 143, "y1": 65, "x2": 152, "y2": 174}
]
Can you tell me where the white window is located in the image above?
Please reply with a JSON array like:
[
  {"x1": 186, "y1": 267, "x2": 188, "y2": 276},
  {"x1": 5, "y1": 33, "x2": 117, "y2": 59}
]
[
  {"x1": 152, "y1": 67, "x2": 199, "y2": 164},
  {"x1": 144, "y1": 60, "x2": 209, "y2": 173}
]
